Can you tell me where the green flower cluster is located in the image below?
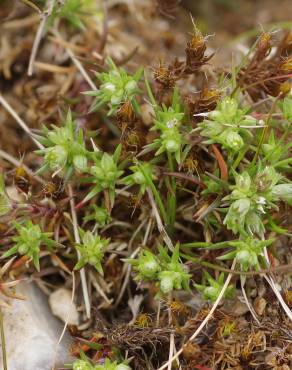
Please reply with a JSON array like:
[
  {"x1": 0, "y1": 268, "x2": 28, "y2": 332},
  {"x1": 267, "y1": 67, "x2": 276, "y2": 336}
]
[
  {"x1": 86, "y1": 58, "x2": 142, "y2": 115},
  {"x1": 194, "y1": 271, "x2": 234, "y2": 303},
  {"x1": 35, "y1": 110, "x2": 88, "y2": 179},
  {"x1": 199, "y1": 97, "x2": 257, "y2": 153},
  {"x1": 145, "y1": 88, "x2": 185, "y2": 163},
  {"x1": 83, "y1": 145, "x2": 123, "y2": 205},
  {"x1": 74, "y1": 230, "x2": 109, "y2": 274},
  {"x1": 223, "y1": 166, "x2": 292, "y2": 237},
  {"x1": 123, "y1": 161, "x2": 155, "y2": 194},
  {"x1": 73, "y1": 358, "x2": 131, "y2": 370},
  {"x1": 218, "y1": 237, "x2": 274, "y2": 271},
  {"x1": 83, "y1": 205, "x2": 112, "y2": 227},
  {"x1": 3, "y1": 221, "x2": 55, "y2": 271},
  {"x1": 127, "y1": 245, "x2": 191, "y2": 294}
]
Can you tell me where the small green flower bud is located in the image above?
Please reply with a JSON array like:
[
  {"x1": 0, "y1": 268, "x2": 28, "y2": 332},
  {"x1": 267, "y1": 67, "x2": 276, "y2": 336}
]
[
  {"x1": 133, "y1": 171, "x2": 146, "y2": 184},
  {"x1": 125, "y1": 80, "x2": 137, "y2": 93},
  {"x1": 111, "y1": 91, "x2": 123, "y2": 105},
  {"x1": 165, "y1": 139, "x2": 180, "y2": 153},
  {"x1": 18, "y1": 244, "x2": 29, "y2": 255},
  {"x1": 236, "y1": 249, "x2": 250, "y2": 264},
  {"x1": 159, "y1": 271, "x2": 174, "y2": 293},
  {"x1": 73, "y1": 154, "x2": 88, "y2": 172},
  {"x1": 204, "y1": 286, "x2": 219, "y2": 301},
  {"x1": 45, "y1": 145, "x2": 67, "y2": 170},
  {"x1": 135, "y1": 250, "x2": 160, "y2": 279},
  {"x1": 235, "y1": 171, "x2": 251, "y2": 193},
  {"x1": 209, "y1": 110, "x2": 223, "y2": 121},
  {"x1": 224, "y1": 130, "x2": 244, "y2": 150},
  {"x1": 116, "y1": 364, "x2": 131, "y2": 370},
  {"x1": 221, "y1": 97, "x2": 238, "y2": 119},
  {"x1": 72, "y1": 359, "x2": 93, "y2": 370},
  {"x1": 271, "y1": 183, "x2": 292, "y2": 202}
]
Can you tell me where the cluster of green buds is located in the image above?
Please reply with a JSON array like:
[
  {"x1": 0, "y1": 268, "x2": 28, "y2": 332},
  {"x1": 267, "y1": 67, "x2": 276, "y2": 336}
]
[
  {"x1": 262, "y1": 130, "x2": 292, "y2": 165},
  {"x1": 86, "y1": 58, "x2": 142, "y2": 115},
  {"x1": 0, "y1": 173, "x2": 11, "y2": 216},
  {"x1": 194, "y1": 271, "x2": 234, "y2": 303},
  {"x1": 198, "y1": 97, "x2": 258, "y2": 153},
  {"x1": 74, "y1": 230, "x2": 109, "y2": 274},
  {"x1": 218, "y1": 237, "x2": 274, "y2": 271},
  {"x1": 3, "y1": 221, "x2": 55, "y2": 271},
  {"x1": 35, "y1": 110, "x2": 88, "y2": 179},
  {"x1": 123, "y1": 161, "x2": 156, "y2": 194},
  {"x1": 72, "y1": 357, "x2": 131, "y2": 370},
  {"x1": 145, "y1": 88, "x2": 185, "y2": 163},
  {"x1": 82, "y1": 145, "x2": 123, "y2": 206},
  {"x1": 127, "y1": 244, "x2": 190, "y2": 295},
  {"x1": 83, "y1": 205, "x2": 112, "y2": 227},
  {"x1": 223, "y1": 167, "x2": 292, "y2": 237}
]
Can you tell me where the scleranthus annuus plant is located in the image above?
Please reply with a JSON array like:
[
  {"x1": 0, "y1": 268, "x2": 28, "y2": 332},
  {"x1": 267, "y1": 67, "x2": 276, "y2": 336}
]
[
  {"x1": 71, "y1": 353, "x2": 131, "y2": 370},
  {"x1": 194, "y1": 271, "x2": 234, "y2": 303},
  {"x1": 144, "y1": 87, "x2": 186, "y2": 163},
  {"x1": 80, "y1": 144, "x2": 123, "y2": 206},
  {"x1": 218, "y1": 237, "x2": 275, "y2": 271},
  {"x1": 223, "y1": 166, "x2": 292, "y2": 237},
  {"x1": 123, "y1": 161, "x2": 156, "y2": 194},
  {"x1": 74, "y1": 229, "x2": 109, "y2": 274},
  {"x1": 127, "y1": 244, "x2": 190, "y2": 295},
  {"x1": 3, "y1": 221, "x2": 55, "y2": 271},
  {"x1": 86, "y1": 58, "x2": 143, "y2": 115},
  {"x1": 2, "y1": 18, "x2": 292, "y2": 370},
  {"x1": 35, "y1": 110, "x2": 88, "y2": 179},
  {"x1": 198, "y1": 96, "x2": 258, "y2": 154}
]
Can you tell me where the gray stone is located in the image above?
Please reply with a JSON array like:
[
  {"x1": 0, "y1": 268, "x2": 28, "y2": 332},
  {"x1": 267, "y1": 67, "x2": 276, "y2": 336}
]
[{"x1": 1, "y1": 282, "x2": 74, "y2": 370}]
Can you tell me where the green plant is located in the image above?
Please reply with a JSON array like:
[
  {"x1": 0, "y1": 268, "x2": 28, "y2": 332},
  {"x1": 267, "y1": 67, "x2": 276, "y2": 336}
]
[
  {"x1": 127, "y1": 244, "x2": 190, "y2": 295},
  {"x1": 71, "y1": 357, "x2": 131, "y2": 370},
  {"x1": 218, "y1": 237, "x2": 274, "y2": 271},
  {"x1": 35, "y1": 110, "x2": 88, "y2": 180},
  {"x1": 128, "y1": 249, "x2": 161, "y2": 281},
  {"x1": 3, "y1": 221, "x2": 55, "y2": 271},
  {"x1": 95, "y1": 358, "x2": 131, "y2": 370},
  {"x1": 83, "y1": 205, "x2": 112, "y2": 226},
  {"x1": 198, "y1": 97, "x2": 257, "y2": 154},
  {"x1": 223, "y1": 166, "x2": 292, "y2": 236},
  {"x1": 144, "y1": 87, "x2": 186, "y2": 163},
  {"x1": 74, "y1": 230, "x2": 109, "y2": 274},
  {"x1": 123, "y1": 161, "x2": 156, "y2": 194},
  {"x1": 86, "y1": 58, "x2": 142, "y2": 115},
  {"x1": 81, "y1": 145, "x2": 123, "y2": 206},
  {"x1": 194, "y1": 271, "x2": 234, "y2": 303}
]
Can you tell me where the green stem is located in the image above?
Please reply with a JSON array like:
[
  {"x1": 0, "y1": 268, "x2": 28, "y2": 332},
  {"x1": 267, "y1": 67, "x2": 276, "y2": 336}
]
[
  {"x1": 232, "y1": 145, "x2": 249, "y2": 170},
  {"x1": 251, "y1": 95, "x2": 281, "y2": 166},
  {"x1": 167, "y1": 152, "x2": 177, "y2": 228},
  {"x1": 144, "y1": 70, "x2": 157, "y2": 107},
  {"x1": 139, "y1": 164, "x2": 168, "y2": 224},
  {"x1": 181, "y1": 240, "x2": 234, "y2": 250}
]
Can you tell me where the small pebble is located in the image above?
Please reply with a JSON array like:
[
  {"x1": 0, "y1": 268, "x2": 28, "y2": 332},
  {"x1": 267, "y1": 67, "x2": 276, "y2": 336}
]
[
  {"x1": 49, "y1": 288, "x2": 79, "y2": 325},
  {"x1": 254, "y1": 297, "x2": 267, "y2": 316}
]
